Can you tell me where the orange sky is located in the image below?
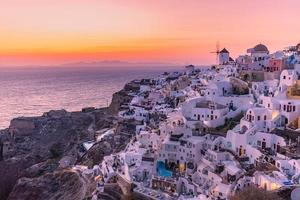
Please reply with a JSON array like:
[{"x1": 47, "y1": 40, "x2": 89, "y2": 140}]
[{"x1": 1, "y1": 0, "x2": 300, "y2": 66}]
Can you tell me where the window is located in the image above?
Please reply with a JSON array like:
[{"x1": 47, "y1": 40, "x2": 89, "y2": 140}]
[
  {"x1": 283, "y1": 105, "x2": 286, "y2": 111},
  {"x1": 264, "y1": 115, "x2": 267, "y2": 120},
  {"x1": 293, "y1": 106, "x2": 296, "y2": 112},
  {"x1": 283, "y1": 76, "x2": 286, "y2": 79},
  {"x1": 257, "y1": 116, "x2": 261, "y2": 121},
  {"x1": 277, "y1": 163, "x2": 280, "y2": 168}
]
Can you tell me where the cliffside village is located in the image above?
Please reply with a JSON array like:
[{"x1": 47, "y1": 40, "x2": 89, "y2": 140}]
[{"x1": 82, "y1": 43, "x2": 300, "y2": 200}]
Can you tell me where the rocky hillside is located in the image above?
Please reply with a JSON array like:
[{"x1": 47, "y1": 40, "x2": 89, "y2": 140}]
[
  {"x1": 8, "y1": 169, "x2": 92, "y2": 200},
  {"x1": 108, "y1": 81, "x2": 138, "y2": 114},
  {"x1": 0, "y1": 84, "x2": 137, "y2": 200}
]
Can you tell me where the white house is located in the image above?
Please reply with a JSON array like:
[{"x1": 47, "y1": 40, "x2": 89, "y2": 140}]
[{"x1": 247, "y1": 44, "x2": 270, "y2": 71}]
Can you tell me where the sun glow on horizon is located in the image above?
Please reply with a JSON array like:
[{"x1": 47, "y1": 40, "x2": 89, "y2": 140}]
[{"x1": 1, "y1": 0, "x2": 300, "y2": 66}]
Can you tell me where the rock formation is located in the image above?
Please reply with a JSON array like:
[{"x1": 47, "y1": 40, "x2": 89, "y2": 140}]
[{"x1": 0, "y1": 84, "x2": 135, "y2": 200}]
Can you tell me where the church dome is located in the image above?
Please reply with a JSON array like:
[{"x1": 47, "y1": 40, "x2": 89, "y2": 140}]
[
  {"x1": 253, "y1": 44, "x2": 269, "y2": 52},
  {"x1": 296, "y1": 43, "x2": 300, "y2": 52}
]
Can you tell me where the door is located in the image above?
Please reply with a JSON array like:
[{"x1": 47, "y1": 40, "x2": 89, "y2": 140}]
[{"x1": 262, "y1": 141, "x2": 266, "y2": 149}]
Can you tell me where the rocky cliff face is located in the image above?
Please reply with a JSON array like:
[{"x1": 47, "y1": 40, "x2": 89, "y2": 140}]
[
  {"x1": 108, "y1": 81, "x2": 137, "y2": 114},
  {"x1": 0, "y1": 84, "x2": 136, "y2": 200},
  {"x1": 78, "y1": 119, "x2": 137, "y2": 167},
  {"x1": 8, "y1": 169, "x2": 92, "y2": 200},
  {"x1": 0, "y1": 109, "x2": 96, "y2": 199}
]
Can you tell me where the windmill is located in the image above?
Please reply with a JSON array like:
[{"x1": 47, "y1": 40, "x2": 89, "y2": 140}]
[{"x1": 210, "y1": 41, "x2": 220, "y2": 65}]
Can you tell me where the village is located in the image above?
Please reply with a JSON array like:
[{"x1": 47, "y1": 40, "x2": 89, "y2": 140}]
[{"x1": 79, "y1": 43, "x2": 300, "y2": 200}]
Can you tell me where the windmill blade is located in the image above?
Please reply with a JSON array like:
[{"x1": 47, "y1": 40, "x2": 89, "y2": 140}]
[
  {"x1": 216, "y1": 41, "x2": 220, "y2": 64},
  {"x1": 216, "y1": 41, "x2": 220, "y2": 53},
  {"x1": 209, "y1": 41, "x2": 221, "y2": 65}
]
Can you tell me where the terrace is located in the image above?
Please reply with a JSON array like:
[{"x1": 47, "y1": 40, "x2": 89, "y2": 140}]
[
  {"x1": 195, "y1": 100, "x2": 227, "y2": 109},
  {"x1": 134, "y1": 186, "x2": 172, "y2": 200}
]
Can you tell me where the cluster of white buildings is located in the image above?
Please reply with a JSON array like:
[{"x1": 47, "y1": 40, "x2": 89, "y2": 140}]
[{"x1": 88, "y1": 43, "x2": 300, "y2": 200}]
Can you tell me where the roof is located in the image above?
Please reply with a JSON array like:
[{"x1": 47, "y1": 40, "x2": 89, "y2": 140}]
[
  {"x1": 247, "y1": 107, "x2": 268, "y2": 115},
  {"x1": 226, "y1": 164, "x2": 241, "y2": 175},
  {"x1": 291, "y1": 188, "x2": 300, "y2": 200},
  {"x1": 253, "y1": 43, "x2": 269, "y2": 53},
  {"x1": 282, "y1": 69, "x2": 296, "y2": 75},
  {"x1": 213, "y1": 183, "x2": 231, "y2": 194},
  {"x1": 185, "y1": 64, "x2": 195, "y2": 68},
  {"x1": 220, "y1": 48, "x2": 229, "y2": 53}
]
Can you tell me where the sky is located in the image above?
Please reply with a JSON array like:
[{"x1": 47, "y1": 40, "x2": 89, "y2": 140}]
[{"x1": 0, "y1": 0, "x2": 300, "y2": 66}]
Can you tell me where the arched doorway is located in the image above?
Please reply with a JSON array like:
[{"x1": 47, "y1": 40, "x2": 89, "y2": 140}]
[
  {"x1": 240, "y1": 125, "x2": 248, "y2": 134},
  {"x1": 280, "y1": 115, "x2": 288, "y2": 127}
]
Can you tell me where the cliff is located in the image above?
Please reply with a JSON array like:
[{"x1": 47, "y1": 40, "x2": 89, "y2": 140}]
[
  {"x1": 0, "y1": 84, "x2": 136, "y2": 200},
  {"x1": 108, "y1": 81, "x2": 138, "y2": 114},
  {"x1": 8, "y1": 169, "x2": 92, "y2": 200}
]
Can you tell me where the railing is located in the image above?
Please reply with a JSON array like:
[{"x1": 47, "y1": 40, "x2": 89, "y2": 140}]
[
  {"x1": 203, "y1": 108, "x2": 243, "y2": 128},
  {"x1": 244, "y1": 124, "x2": 257, "y2": 136}
]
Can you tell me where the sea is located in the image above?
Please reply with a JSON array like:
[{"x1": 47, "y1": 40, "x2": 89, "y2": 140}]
[{"x1": 0, "y1": 66, "x2": 177, "y2": 129}]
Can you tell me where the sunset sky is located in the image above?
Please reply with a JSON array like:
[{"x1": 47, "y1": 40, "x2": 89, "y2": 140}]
[{"x1": 1, "y1": 0, "x2": 300, "y2": 66}]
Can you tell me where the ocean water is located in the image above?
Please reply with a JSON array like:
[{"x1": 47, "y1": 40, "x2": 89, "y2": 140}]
[{"x1": 0, "y1": 66, "x2": 172, "y2": 129}]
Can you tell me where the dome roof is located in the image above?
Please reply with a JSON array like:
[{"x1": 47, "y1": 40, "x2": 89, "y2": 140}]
[
  {"x1": 296, "y1": 43, "x2": 300, "y2": 51},
  {"x1": 253, "y1": 44, "x2": 269, "y2": 52}
]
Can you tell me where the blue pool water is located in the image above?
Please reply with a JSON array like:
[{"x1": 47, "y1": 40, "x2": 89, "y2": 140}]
[{"x1": 157, "y1": 161, "x2": 172, "y2": 177}]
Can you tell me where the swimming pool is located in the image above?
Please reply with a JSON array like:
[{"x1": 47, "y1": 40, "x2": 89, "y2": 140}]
[{"x1": 157, "y1": 161, "x2": 172, "y2": 177}]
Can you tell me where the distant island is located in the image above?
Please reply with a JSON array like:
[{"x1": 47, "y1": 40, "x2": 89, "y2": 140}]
[{"x1": 61, "y1": 60, "x2": 181, "y2": 67}]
